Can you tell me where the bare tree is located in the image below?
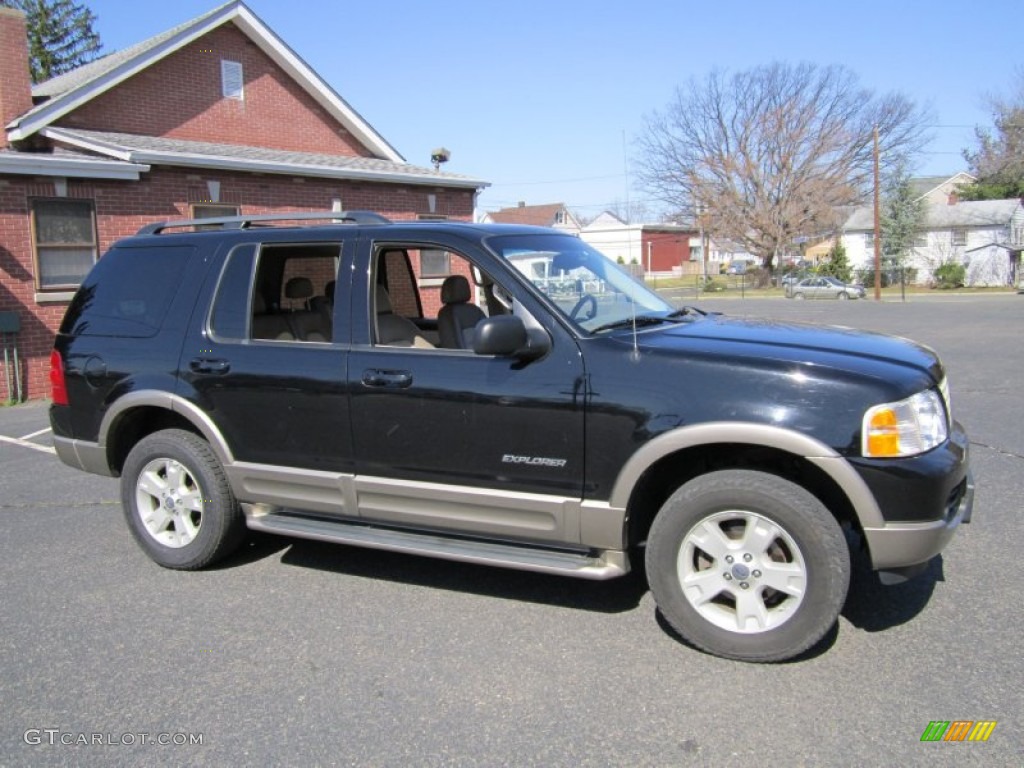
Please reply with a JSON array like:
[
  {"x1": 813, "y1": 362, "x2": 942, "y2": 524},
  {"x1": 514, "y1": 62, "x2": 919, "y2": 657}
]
[
  {"x1": 636, "y1": 62, "x2": 929, "y2": 271},
  {"x1": 959, "y1": 67, "x2": 1024, "y2": 200}
]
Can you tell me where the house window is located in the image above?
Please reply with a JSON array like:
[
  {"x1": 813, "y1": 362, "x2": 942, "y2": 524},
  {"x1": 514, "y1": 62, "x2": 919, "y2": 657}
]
[
  {"x1": 914, "y1": 232, "x2": 929, "y2": 248},
  {"x1": 30, "y1": 199, "x2": 97, "y2": 290},
  {"x1": 221, "y1": 60, "x2": 243, "y2": 100},
  {"x1": 555, "y1": 211, "x2": 565, "y2": 224},
  {"x1": 951, "y1": 228, "x2": 967, "y2": 247},
  {"x1": 419, "y1": 249, "x2": 450, "y2": 277},
  {"x1": 864, "y1": 232, "x2": 875, "y2": 252},
  {"x1": 192, "y1": 204, "x2": 240, "y2": 220}
]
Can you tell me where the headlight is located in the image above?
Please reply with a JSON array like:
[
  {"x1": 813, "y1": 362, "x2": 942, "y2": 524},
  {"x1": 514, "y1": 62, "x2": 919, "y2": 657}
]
[{"x1": 862, "y1": 389, "x2": 948, "y2": 457}]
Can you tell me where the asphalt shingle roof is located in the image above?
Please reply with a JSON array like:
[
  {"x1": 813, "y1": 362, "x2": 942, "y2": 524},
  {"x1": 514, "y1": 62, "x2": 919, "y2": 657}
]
[
  {"x1": 844, "y1": 199, "x2": 1022, "y2": 231},
  {"x1": 47, "y1": 128, "x2": 486, "y2": 186}
]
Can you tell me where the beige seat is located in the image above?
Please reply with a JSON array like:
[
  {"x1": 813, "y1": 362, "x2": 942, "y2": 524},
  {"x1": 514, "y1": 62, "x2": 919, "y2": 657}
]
[
  {"x1": 251, "y1": 294, "x2": 294, "y2": 341},
  {"x1": 438, "y1": 275, "x2": 486, "y2": 349},
  {"x1": 284, "y1": 277, "x2": 332, "y2": 342},
  {"x1": 375, "y1": 285, "x2": 433, "y2": 348}
]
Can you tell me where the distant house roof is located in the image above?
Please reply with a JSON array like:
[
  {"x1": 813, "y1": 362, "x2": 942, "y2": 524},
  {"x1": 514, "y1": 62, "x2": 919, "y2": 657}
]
[
  {"x1": 908, "y1": 172, "x2": 975, "y2": 201},
  {"x1": 39, "y1": 127, "x2": 486, "y2": 188},
  {"x1": 7, "y1": 1, "x2": 403, "y2": 163},
  {"x1": 487, "y1": 203, "x2": 575, "y2": 227},
  {"x1": 844, "y1": 198, "x2": 1022, "y2": 232}
]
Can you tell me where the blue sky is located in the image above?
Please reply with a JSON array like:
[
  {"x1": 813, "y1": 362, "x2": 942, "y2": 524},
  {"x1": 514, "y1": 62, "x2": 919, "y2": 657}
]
[{"x1": 85, "y1": 0, "x2": 1022, "y2": 218}]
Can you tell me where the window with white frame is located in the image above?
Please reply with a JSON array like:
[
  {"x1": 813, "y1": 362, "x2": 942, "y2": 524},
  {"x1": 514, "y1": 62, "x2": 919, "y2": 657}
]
[
  {"x1": 864, "y1": 232, "x2": 875, "y2": 252},
  {"x1": 31, "y1": 199, "x2": 97, "y2": 289},
  {"x1": 914, "y1": 232, "x2": 928, "y2": 248},
  {"x1": 951, "y1": 228, "x2": 967, "y2": 247}
]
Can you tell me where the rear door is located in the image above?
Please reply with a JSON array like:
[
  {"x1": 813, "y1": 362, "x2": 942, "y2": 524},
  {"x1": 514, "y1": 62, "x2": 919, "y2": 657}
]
[{"x1": 181, "y1": 237, "x2": 353, "y2": 475}]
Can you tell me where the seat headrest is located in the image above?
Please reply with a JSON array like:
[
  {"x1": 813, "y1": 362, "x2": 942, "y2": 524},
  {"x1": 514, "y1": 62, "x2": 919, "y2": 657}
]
[
  {"x1": 285, "y1": 277, "x2": 314, "y2": 299},
  {"x1": 375, "y1": 285, "x2": 393, "y2": 314},
  {"x1": 441, "y1": 275, "x2": 471, "y2": 305}
]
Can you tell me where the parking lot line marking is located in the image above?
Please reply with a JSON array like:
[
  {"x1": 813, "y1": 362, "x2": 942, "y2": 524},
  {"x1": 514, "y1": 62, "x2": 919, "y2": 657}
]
[
  {"x1": 19, "y1": 427, "x2": 52, "y2": 440},
  {"x1": 0, "y1": 434, "x2": 57, "y2": 455}
]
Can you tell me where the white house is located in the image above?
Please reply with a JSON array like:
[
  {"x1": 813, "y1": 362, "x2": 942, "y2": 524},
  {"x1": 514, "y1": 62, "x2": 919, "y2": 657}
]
[
  {"x1": 580, "y1": 212, "x2": 696, "y2": 273},
  {"x1": 842, "y1": 197, "x2": 1024, "y2": 287}
]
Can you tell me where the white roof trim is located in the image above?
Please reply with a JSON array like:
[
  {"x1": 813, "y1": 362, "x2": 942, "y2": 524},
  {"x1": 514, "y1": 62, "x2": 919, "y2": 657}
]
[
  {"x1": 7, "y1": 2, "x2": 403, "y2": 162},
  {"x1": 40, "y1": 127, "x2": 485, "y2": 189},
  {"x1": 0, "y1": 152, "x2": 148, "y2": 179}
]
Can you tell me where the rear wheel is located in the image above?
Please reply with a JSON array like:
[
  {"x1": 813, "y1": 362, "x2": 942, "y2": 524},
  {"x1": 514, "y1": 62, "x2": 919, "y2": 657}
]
[
  {"x1": 793, "y1": 292, "x2": 806, "y2": 300},
  {"x1": 838, "y1": 292, "x2": 850, "y2": 300},
  {"x1": 645, "y1": 470, "x2": 850, "y2": 662},
  {"x1": 121, "y1": 429, "x2": 244, "y2": 569}
]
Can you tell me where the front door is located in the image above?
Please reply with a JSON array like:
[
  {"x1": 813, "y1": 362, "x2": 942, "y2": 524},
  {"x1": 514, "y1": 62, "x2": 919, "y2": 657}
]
[{"x1": 347, "y1": 237, "x2": 587, "y2": 545}]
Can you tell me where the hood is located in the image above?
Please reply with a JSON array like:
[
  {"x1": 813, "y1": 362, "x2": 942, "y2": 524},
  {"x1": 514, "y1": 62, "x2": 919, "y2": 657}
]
[{"x1": 632, "y1": 313, "x2": 944, "y2": 384}]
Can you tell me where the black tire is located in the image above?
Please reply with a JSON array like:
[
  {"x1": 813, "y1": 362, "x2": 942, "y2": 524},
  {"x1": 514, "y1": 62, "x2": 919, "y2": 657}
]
[
  {"x1": 120, "y1": 429, "x2": 244, "y2": 570},
  {"x1": 645, "y1": 470, "x2": 850, "y2": 662},
  {"x1": 793, "y1": 292, "x2": 805, "y2": 300},
  {"x1": 838, "y1": 292, "x2": 850, "y2": 300}
]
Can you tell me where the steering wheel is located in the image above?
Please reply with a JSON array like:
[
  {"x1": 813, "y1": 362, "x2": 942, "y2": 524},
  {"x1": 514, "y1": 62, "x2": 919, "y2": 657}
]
[{"x1": 569, "y1": 293, "x2": 598, "y2": 323}]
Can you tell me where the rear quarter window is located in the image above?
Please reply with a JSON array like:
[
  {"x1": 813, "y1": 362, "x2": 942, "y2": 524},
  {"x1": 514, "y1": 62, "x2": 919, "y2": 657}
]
[{"x1": 60, "y1": 245, "x2": 194, "y2": 337}]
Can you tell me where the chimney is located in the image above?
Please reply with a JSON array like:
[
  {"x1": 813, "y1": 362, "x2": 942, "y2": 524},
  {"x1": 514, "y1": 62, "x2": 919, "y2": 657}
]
[
  {"x1": 948, "y1": 191, "x2": 959, "y2": 206},
  {"x1": 0, "y1": 8, "x2": 33, "y2": 148},
  {"x1": 518, "y1": 201, "x2": 525, "y2": 208}
]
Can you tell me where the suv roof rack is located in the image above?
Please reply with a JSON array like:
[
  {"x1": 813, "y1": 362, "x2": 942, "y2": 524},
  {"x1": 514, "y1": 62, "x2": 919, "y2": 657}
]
[{"x1": 136, "y1": 210, "x2": 392, "y2": 235}]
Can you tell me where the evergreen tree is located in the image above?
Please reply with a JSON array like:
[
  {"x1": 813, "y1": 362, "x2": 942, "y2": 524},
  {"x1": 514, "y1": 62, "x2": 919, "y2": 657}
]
[
  {"x1": 818, "y1": 242, "x2": 853, "y2": 284},
  {"x1": 881, "y1": 164, "x2": 927, "y2": 268},
  {"x1": 1, "y1": 0, "x2": 102, "y2": 83}
]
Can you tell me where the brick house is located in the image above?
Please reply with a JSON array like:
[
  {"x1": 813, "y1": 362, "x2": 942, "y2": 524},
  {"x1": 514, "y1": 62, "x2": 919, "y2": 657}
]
[
  {"x1": 482, "y1": 202, "x2": 582, "y2": 234},
  {"x1": 0, "y1": 1, "x2": 487, "y2": 401}
]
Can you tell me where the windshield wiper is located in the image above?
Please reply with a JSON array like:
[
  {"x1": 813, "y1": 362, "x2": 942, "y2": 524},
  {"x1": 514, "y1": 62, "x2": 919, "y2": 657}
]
[{"x1": 591, "y1": 315, "x2": 668, "y2": 334}]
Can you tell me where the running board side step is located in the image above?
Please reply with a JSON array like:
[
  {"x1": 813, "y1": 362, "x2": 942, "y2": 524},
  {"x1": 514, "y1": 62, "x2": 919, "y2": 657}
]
[{"x1": 244, "y1": 511, "x2": 629, "y2": 581}]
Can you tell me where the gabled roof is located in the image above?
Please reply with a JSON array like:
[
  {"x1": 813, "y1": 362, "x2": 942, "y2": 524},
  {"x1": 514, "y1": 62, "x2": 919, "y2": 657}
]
[
  {"x1": 844, "y1": 198, "x2": 1022, "y2": 232},
  {"x1": 908, "y1": 172, "x2": 975, "y2": 201},
  {"x1": 41, "y1": 128, "x2": 486, "y2": 188},
  {"x1": 7, "y1": 1, "x2": 403, "y2": 163},
  {"x1": 584, "y1": 211, "x2": 626, "y2": 229},
  {"x1": 486, "y1": 203, "x2": 571, "y2": 226}
]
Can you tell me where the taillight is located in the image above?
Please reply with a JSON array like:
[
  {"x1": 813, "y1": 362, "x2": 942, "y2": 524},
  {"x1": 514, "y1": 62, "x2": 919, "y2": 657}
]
[{"x1": 49, "y1": 350, "x2": 68, "y2": 405}]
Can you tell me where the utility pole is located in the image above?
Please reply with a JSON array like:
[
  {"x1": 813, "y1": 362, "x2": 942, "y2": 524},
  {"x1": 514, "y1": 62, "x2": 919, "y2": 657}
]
[{"x1": 873, "y1": 125, "x2": 882, "y2": 301}]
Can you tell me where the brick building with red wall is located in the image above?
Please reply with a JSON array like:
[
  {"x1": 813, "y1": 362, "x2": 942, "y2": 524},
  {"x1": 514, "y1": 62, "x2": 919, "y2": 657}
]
[{"x1": 0, "y1": 2, "x2": 486, "y2": 401}]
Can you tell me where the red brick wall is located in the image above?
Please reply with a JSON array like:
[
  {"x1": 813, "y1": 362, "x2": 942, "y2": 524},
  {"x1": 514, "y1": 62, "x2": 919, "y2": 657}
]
[
  {"x1": 0, "y1": 167, "x2": 475, "y2": 400},
  {"x1": 56, "y1": 24, "x2": 372, "y2": 157}
]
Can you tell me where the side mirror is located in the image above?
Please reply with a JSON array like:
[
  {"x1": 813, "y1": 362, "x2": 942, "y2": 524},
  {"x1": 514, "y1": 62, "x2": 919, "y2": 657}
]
[{"x1": 473, "y1": 315, "x2": 550, "y2": 361}]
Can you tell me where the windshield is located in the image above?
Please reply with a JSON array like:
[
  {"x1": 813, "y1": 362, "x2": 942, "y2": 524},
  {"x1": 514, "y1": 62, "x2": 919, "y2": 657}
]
[{"x1": 485, "y1": 233, "x2": 675, "y2": 332}]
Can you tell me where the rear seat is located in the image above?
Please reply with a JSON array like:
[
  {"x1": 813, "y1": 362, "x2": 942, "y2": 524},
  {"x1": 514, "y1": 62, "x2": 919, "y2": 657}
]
[
  {"x1": 251, "y1": 294, "x2": 294, "y2": 341},
  {"x1": 283, "y1": 277, "x2": 332, "y2": 342}
]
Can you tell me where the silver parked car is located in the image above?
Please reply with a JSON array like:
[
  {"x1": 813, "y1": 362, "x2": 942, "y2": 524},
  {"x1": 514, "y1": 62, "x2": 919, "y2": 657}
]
[{"x1": 786, "y1": 276, "x2": 865, "y2": 300}]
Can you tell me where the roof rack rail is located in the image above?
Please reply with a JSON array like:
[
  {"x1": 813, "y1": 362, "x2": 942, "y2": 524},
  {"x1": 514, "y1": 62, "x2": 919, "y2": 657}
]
[{"x1": 136, "y1": 210, "x2": 392, "y2": 235}]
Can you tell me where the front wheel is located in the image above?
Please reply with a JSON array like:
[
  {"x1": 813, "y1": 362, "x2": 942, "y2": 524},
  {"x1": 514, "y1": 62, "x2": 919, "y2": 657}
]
[
  {"x1": 645, "y1": 470, "x2": 850, "y2": 662},
  {"x1": 121, "y1": 429, "x2": 244, "y2": 570},
  {"x1": 838, "y1": 291, "x2": 850, "y2": 300},
  {"x1": 793, "y1": 292, "x2": 805, "y2": 300}
]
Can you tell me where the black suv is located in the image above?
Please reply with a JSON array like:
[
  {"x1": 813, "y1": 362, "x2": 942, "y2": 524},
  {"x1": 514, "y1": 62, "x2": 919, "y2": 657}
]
[{"x1": 49, "y1": 212, "x2": 973, "y2": 662}]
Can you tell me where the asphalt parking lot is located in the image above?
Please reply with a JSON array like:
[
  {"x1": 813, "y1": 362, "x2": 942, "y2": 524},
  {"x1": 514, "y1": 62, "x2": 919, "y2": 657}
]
[{"x1": 1, "y1": 293, "x2": 1021, "y2": 766}]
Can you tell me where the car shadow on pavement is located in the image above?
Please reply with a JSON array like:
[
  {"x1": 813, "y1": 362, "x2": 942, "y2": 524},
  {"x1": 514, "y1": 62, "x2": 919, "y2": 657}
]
[
  {"x1": 275, "y1": 535, "x2": 648, "y2": 614},
  {"x1": 210, "y1": 531, "x2": 291, "y2": 569},
  {"x1": 840, "y1": 545, "x2": 942, "y2": 632}
]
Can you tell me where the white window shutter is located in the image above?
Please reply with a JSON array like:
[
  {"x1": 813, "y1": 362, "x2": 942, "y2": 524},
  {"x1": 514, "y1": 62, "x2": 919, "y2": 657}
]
[{"x1": 221, "y1": 60, "x2": 244, "y2": 100}]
